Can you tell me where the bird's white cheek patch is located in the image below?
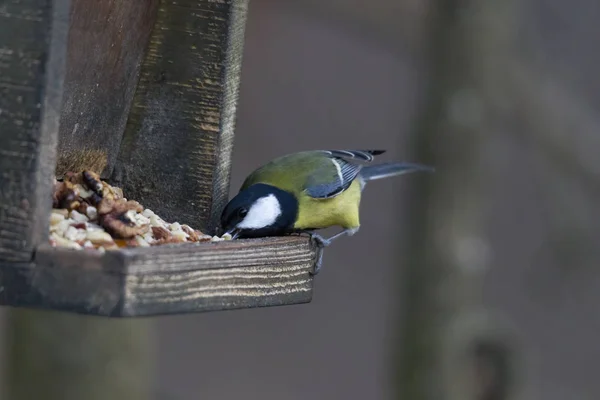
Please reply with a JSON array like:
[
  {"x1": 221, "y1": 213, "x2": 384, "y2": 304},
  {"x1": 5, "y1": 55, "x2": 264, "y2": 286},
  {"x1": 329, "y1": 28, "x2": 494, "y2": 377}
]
[{"x1": 236, "y1": 194, "x2": 282, "y2": 229}]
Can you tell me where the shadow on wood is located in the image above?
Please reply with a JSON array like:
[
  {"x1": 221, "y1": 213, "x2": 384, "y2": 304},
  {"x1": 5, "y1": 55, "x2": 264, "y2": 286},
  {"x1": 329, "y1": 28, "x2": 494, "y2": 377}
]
[{"x1": 56, "y1": 0, "x2": 160, "y2": 177}]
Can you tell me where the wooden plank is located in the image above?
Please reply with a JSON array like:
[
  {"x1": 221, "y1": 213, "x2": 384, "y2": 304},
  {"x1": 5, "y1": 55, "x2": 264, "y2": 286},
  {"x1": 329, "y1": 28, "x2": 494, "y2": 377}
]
[
  {"x1": 0, "y1": 0, "x2": 71, "y2": 262},
  {"x1": 112, "y1": 0, "x2": 249, "y2": 234},
  {"x1": 55, "y1": 0, "x2": 160, "y2": 177},
  {"x1": 122, "y1": 262, "x2": 313, "y2": 316},
  {"x1": 120, "y1": 237, "x2": 314, "y2": 316},
  {"x1": 0, "y1": 259, "x2": 124, "y2": 316},
  {"x1": 0, "y1": 236, "x2": 315, "y2": 317},
  {"x1": 114, "y1": 236, "x2": 315, "y2": 274}
]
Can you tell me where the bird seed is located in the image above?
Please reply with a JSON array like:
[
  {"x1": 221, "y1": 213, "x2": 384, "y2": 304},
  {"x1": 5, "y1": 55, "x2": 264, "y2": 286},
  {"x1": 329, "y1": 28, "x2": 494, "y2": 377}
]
[{"x1": 49, "y1": 171, "x2": 231, "y2": 252}]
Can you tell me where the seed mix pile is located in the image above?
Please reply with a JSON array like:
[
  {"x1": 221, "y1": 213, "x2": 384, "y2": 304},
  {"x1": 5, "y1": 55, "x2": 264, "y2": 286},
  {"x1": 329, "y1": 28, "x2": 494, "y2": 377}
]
[{"x1": 49, "y1": 170, "x2": 230, "y2": 253}]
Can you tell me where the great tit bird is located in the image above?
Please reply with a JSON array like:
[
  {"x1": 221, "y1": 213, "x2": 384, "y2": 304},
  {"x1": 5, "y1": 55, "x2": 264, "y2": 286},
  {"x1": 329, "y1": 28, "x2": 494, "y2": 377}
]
[{"x1": 220, "y1": 150, "x2": 433, "y2": 274}]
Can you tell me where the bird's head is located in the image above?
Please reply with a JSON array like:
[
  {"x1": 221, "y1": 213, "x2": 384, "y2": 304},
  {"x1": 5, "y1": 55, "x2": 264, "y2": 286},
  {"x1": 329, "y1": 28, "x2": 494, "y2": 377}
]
[{"x1": 220, "y1": 183, "x2": 298, "y2": 239}]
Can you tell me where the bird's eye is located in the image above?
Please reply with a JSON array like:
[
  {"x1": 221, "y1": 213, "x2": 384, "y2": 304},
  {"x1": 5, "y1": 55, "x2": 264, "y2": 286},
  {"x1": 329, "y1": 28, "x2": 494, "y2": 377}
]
[{"x1": 238, "y1": 208, "x2": 248, "y2": 218}]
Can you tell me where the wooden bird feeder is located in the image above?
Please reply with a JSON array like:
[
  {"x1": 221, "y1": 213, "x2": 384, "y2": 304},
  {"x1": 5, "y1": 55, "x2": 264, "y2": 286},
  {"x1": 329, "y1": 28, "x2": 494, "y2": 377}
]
[{"x1": 0, "y1": 0, "x2": 316, "y2": 317}]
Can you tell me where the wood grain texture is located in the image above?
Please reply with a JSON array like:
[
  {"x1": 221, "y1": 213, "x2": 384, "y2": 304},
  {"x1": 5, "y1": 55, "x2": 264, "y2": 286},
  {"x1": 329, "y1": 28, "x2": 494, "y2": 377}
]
[
  {"x1": 0, "y1": 236, "x2": 315, "y2": 317},
  {"x1": 55, "y1": 0, "x2": 159, "y2": 177},
  {"x1": 0, "y1": 0, "x2": 71, "y2": 262},
  {"x1": 113, "y1": 0, "x2": 249, "y2": 234}
]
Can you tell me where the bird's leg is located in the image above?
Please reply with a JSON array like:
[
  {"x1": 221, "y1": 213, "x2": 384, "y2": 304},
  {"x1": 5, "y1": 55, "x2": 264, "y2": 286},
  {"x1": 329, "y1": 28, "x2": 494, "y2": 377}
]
[
  {"x1": 301, "y1": 227, "x2": 360, "y2": 275},
  {"x1": 300, "y1": 227, "x2": 359, "y2": 246},
  {"x1": 317, "y1": 227, "x2": 359, "y2": 245}
]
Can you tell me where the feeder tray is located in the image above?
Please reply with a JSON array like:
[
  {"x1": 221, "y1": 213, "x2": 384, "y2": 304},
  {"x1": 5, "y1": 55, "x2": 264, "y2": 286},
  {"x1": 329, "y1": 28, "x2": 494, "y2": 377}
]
[{"x1": 0, "y1": 0, "x2": 317, "y2": 316}]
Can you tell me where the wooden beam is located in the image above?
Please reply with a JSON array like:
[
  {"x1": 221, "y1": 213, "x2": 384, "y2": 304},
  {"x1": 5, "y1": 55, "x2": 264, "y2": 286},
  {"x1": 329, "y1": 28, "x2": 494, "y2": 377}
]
[
  {"x1": 112, "y1": 0, "x2": 249, "y2": 234},
  {"x1": 0, "y1": 0, "x2": 71, "y2": 263},
  {"x1": 1, "y1": 236, "x2": 315, "y2": 317},
  {"x1": 55, "y1": 0, "x2": 160, "y2": 177}
]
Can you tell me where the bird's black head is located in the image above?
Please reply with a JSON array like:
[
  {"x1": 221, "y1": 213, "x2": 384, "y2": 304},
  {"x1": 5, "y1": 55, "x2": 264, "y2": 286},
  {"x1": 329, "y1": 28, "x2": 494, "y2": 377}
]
[{"x1": 220, "y1": 183, "x2": 299, "y2": 239}]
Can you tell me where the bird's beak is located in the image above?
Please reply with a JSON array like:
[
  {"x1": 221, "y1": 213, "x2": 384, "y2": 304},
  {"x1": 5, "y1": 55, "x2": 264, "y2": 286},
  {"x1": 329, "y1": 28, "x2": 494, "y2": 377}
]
[{"x1": 225, "y1": 228, "x2": 241, "y2": 240}]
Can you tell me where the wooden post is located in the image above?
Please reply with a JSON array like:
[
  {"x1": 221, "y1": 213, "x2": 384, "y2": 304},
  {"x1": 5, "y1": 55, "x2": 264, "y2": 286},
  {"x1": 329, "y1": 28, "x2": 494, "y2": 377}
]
[
  {"x1": 0, "y1": 0, "x2": 70, "y2": 262},
  {"x1": 113, "y1": 0, "x2": 250, "y2": 233},
  {"x1": 396, "y1": 1, "x2": 523, "y2": 399},
  {"x1": 0, "y1": 2, "x2": 152, "y2": 400}
]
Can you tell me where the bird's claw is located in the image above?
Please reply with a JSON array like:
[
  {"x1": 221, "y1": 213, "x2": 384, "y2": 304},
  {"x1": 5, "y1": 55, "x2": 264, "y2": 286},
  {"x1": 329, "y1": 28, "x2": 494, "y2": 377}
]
[
  {"x1": 311, "y1": 248, "x2": 324, "y2": 276},
  {"x1": 296, "y1": 231, "x2": 338, "y2": 275},
  {"x1": 308, "y1": 233, "x2": 330, "y2": 275},
  {"x1": 309, "y1": 233, "x2": 331, "y2": 248}
]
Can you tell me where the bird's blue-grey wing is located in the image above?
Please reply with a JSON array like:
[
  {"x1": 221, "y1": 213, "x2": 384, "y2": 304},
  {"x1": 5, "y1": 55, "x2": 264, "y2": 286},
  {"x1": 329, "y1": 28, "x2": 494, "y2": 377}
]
[
  {"x1": 304, "y1": 155, "x2": 363, "y2": 199},
  {"x1": 321, "y1": 150, "x2": 385, "y2": 162}
]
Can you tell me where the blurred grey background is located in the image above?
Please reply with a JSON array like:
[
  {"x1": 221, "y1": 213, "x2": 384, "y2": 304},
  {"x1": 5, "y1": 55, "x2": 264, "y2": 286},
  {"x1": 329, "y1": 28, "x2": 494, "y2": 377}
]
[{"x1": 4, "y1": 0, "x2": 600, "y2": 399}]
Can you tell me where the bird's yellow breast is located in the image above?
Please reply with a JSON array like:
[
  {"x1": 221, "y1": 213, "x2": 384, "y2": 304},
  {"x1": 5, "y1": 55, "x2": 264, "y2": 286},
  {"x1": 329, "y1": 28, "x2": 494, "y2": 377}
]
[{"x1": 293, "y1": 179, "x2": 362, "y2": 230}]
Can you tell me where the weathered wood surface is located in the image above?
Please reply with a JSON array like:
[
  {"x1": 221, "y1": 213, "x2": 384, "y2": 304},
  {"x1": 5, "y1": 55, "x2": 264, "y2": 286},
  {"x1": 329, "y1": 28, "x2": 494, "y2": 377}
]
[
  {"x1": 0, "y1": 0, "x2": 71, "y2": 263},
  {"x1": 112, "y1": 0, "x2": 249, "y2": 234},
  {"x1": 55, "y1": 0, "x2": 160, "y2": 177},
  {"x1": 0, "y1": 236, "x2": 315, "y2": 317}
]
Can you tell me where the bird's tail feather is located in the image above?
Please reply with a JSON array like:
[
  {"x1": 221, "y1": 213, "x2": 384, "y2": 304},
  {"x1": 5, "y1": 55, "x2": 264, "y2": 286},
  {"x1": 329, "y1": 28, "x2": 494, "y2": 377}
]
[{"x1": 359, "y1": 162, "x2": 434, "y2": 182}]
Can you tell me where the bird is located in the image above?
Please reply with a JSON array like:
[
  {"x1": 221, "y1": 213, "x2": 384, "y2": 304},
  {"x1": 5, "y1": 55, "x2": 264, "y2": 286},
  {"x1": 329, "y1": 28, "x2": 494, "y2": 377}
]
[{"x1": 220, "y1": 150, "x2": 433, "y2": 274}]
